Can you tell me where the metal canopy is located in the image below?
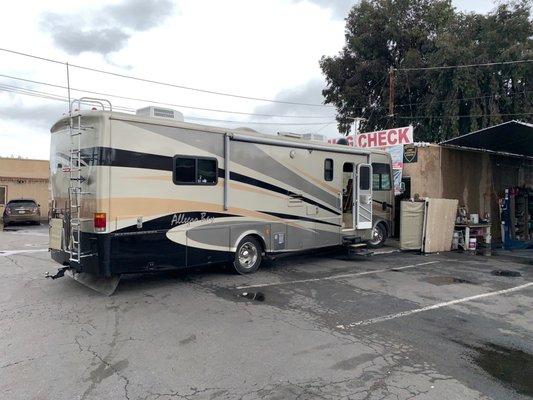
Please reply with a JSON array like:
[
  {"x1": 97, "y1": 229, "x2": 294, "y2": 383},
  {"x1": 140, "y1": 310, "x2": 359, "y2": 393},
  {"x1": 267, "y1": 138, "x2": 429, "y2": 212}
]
[{"x1": 440, "y1": 120, "x2": 533, "y2": 158}]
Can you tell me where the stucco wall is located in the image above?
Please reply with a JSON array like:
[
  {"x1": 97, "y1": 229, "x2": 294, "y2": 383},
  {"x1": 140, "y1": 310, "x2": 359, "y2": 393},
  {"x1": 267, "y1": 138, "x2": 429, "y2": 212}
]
[
  {"x1": 0, "y1": 158, "x2": 49, "y2": 179},
  {"x1": 403, "y1": 145, "x2": 443, "y2": 198},
  {"x1": 0, "y1": 158, "x2": 50, "y2": 221}
]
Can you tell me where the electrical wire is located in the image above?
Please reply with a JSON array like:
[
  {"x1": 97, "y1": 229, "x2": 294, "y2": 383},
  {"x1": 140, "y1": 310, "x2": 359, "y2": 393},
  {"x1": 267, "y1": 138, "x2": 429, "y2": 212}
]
[
  {"x1": 394, "y1": 59, "x2": 532, "y2": 72},
  {"x1": 2, "y1": 47, "x2": 530, "y2": 125},
  {"x1": 392, "y1": 90, "x2": 533, "y2": 109},
  {"x1": 0, "y1": 73, "x2": 337, "y2": 119},
  {"x1": 390, "y1": 112, "x2": 533, "y2": 119},
  {"x1": 0, "y1": 47, "x2": 335, "y2": 108},
  {"x1": 0, "y1": 83, "x2": 337, "y2": 126}
]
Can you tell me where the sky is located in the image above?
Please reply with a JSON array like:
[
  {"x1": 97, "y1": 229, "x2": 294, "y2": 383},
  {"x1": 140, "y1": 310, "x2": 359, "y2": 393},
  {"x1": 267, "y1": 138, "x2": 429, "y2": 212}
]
[{"x1": 0, "y1": 0, "x2": 497, "y2": 159}]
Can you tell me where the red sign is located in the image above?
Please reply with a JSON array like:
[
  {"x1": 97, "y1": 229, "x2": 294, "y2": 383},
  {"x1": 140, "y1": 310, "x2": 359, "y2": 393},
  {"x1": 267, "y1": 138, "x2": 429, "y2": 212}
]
[{"x1": 328, "y1": 126, "x2": 413, "y2": 148}]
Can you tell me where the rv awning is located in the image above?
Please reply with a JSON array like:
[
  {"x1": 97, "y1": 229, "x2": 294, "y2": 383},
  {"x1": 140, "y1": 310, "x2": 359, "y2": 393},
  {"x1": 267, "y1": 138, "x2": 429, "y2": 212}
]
[{"x1": 440, "y1": 120, "x2": 533, "y2": 158}]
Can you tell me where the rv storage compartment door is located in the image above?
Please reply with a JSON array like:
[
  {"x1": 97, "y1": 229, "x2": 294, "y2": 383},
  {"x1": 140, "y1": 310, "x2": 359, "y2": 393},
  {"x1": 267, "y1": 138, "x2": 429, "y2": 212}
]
[
  {"x1": 356, "y1": 164, "x2": 372, "y2": 230},
  {"x1": 49, "y1": 218, "x2": 64, "y2": 250}
]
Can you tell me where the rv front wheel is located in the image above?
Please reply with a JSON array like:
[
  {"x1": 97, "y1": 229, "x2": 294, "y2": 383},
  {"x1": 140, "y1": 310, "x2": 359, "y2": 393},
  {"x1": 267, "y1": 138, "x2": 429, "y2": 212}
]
[
  {"x1": 367, "y1": 223, "x2": 387, "y2": 248},
  {"x1": 232, "y1": 236, "x2": 262, "y2": 274}
]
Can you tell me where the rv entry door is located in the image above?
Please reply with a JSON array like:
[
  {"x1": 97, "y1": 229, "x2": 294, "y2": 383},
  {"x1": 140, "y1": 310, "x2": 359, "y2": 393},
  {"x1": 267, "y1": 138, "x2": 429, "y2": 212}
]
[{"x1": 356, "y1": 164, "x2": 372, "y2": 229}]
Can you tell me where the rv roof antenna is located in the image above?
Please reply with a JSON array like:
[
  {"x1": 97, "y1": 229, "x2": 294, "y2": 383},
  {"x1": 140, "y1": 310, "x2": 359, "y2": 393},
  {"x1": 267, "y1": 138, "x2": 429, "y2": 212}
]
[{"x1": 66, "y1": 62, "x2": 71, "y2": 115}]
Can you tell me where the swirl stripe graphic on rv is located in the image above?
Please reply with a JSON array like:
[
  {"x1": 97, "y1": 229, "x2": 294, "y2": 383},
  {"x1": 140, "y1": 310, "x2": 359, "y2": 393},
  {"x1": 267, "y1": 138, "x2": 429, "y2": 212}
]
[
  {"x1": 77, "y1": 147, "x2": 341, "y2": 216},
  {"x1": 113, "y1": 210, "x2": 340, "y2": 235}
]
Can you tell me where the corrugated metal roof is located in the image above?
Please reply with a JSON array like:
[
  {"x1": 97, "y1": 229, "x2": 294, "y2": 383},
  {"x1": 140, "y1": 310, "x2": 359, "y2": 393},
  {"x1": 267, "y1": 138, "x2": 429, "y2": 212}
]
[{"x1": 440, "y1": 120, "x2": 533, "y2": 158}]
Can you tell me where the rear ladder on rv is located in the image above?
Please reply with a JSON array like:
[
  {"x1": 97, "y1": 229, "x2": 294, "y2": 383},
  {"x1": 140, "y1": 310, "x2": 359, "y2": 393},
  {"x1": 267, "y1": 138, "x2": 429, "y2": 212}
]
[
  {"x1": 68, "y1": 112, "x2": 92, "y2": 263},
  {"x1": 67, "y1": 98, "x2": 111, "y2": 263}
]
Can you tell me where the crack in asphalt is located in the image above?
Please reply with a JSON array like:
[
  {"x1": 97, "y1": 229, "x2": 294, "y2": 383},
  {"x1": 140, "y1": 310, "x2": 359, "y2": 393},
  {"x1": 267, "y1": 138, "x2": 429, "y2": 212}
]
[{"x1": 73, "y1": 303, "x2": 132, "y2": 400}]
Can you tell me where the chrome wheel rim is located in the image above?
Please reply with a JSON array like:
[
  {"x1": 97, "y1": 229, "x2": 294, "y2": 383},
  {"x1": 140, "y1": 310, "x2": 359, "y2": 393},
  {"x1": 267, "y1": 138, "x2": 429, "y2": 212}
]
[
  {"x1": 370, "y1": 226, "x2": 383, "y2": 245},
  {"x1": 238, "y1": 242, "x2": 258, "y2": 268}
]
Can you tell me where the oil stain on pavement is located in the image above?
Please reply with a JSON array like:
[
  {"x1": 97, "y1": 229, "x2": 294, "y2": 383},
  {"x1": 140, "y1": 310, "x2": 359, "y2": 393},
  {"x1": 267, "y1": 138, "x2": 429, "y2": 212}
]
[
  {"x1": 424, "y1": 276, "x2": 475, "y2": 285},
  {"x1": 468, "y1": 342, "x2": 533, "y2": 396}
]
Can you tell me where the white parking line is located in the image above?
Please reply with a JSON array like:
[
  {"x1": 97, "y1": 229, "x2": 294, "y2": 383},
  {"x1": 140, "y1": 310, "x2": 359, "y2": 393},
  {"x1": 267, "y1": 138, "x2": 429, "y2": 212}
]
[
  {"x1": 3, "y1": 231, "x2": 49, "y2": 237},
  {"x1": 236, "y1": 260, "x2": 439, "y2": 290},
  {"x1": 0, "y1": 249, "x2": 48, "y2": 256},
  {"x1": 336, "y1": 282, "x2": 533, "y2": 329}
]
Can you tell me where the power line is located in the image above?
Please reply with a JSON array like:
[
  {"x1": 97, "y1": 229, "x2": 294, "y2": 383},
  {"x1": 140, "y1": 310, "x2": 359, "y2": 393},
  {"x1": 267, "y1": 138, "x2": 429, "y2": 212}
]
[
  {"x1": 390, "y1": 112, "x2": 533, "y2": 119},
  {"x1": 0, "y1": 73, "x2": 337, "y2": 119},
  {"x1": 364, "y1": 76, "x2": 389, "y2": 124},
  {"x1": 313, "y1": 121, "x2": 336, "y2": 134},
  {"x1": 394, "y1": 59, "x2": 532, "y2": 72},
  {"x1": 0, "y1": 83, "x2": 136, "y2": 113},
  {"x1": 0, "y1": 83, "x2": 336, "y2": 126},
  {"x1": 187, "y1": 115, "x2": 334, "y2": 126},
  {"x1": 393, "y1": 90, "x2": 533, "y2": 109},
  {"x1": 0, "y1": 47, "x2": 335, "y2": 108}
]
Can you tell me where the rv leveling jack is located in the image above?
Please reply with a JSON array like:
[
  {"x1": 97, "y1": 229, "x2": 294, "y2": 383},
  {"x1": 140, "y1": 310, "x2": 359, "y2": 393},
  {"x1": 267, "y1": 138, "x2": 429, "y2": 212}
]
[
  {"x1": 45, "y1": 267, "x2": 69, "y2": 280},
  {"x1": 346, "y1": 244, "x2": 374, "y2": 258}
]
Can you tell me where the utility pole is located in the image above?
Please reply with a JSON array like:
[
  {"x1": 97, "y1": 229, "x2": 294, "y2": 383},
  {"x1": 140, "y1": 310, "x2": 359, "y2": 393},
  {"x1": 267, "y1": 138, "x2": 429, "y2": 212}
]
[{"x1": 388, "y1": 66, "x2": 395, "y2": 117}]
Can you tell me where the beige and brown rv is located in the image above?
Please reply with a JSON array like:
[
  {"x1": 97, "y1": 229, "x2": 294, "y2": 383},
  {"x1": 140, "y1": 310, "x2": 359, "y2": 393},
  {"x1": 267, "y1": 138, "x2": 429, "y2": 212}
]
[{"x1": 48, "y1": 99, "x2": 393, "y2": 293}]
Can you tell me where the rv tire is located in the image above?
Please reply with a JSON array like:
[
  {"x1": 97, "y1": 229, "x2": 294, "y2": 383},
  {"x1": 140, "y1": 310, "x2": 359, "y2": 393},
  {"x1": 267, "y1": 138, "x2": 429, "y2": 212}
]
[
  {"x1": 232, "y1": 236, "x2": 262, "y2": 274},
  {"x1": 367, "y1": 223, "x2": 387, "y2": 248}
]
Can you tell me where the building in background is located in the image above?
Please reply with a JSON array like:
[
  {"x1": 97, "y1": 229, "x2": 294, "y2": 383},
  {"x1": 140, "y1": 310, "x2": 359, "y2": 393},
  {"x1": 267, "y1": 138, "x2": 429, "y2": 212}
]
[
  {"x1": 402, "y1": 121, "x2": 533, "y2": 242},
  {"x1": 0, "y1": 157, "x2": 49, "y2": 221}
]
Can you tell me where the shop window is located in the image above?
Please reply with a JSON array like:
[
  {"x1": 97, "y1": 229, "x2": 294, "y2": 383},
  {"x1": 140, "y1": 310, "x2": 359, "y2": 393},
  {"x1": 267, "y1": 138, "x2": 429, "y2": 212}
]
[
  {"x1": 324, "y1": 158, "x2": 334, "y2": 181},
  {"x1": 0, "y1": 186, "x2": 6, "y2": 205},
  {"x1": 173, "y1": 156, "x2": 217, "y2": 185},
  {"x1": 372, "y1": 163, "x2": 391, "y2": 191}
]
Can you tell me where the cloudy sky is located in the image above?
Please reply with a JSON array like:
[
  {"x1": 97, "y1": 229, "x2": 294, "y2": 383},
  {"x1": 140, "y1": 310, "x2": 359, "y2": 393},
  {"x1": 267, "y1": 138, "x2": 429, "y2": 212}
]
[{"x1": 0, "y1": 0, "x2": 496, "y2": 159}]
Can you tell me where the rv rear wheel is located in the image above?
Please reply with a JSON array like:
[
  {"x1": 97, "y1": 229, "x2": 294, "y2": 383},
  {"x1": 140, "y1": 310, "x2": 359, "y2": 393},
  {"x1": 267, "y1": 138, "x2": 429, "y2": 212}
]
[{"x1": 232, "y1": 236, "x2": 262, "y2": 274}]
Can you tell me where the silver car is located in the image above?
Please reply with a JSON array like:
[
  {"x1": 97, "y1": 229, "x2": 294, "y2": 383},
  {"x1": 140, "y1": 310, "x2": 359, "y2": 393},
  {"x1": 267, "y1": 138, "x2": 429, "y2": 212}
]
[{"x1": 2, "y1": 199, "x2": 41, "y2": 226}]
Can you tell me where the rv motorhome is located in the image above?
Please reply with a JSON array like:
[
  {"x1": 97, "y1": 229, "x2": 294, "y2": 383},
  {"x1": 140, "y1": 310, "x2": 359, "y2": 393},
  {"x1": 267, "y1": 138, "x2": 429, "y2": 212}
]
[{"x1": 48, "y1": 99, "x2": 394, "y2": 294}]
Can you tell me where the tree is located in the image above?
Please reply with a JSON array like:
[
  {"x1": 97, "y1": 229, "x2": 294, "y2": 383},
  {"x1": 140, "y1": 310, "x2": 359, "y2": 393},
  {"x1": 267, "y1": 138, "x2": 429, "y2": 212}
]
[{"x1": 320, "y1": 0, "x2": 533, "y2": 141}]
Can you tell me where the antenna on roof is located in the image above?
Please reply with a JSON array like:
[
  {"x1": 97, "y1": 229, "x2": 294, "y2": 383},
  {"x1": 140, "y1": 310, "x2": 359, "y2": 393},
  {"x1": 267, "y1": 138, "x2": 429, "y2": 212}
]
[{"x1": 66, "y1": 62, "x2": 71, "y2": 115}]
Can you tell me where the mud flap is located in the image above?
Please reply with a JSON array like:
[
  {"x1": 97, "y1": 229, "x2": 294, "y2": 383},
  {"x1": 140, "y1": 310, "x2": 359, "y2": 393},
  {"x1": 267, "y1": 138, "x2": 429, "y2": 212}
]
[{"x1": 66, "y1": 269, "x2": 121, "y2": 296}]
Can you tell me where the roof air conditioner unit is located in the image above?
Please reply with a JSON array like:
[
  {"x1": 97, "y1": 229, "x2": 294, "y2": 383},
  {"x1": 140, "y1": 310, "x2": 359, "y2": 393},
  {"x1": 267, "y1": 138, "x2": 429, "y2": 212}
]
[
  {"x1": 302, "y1": 133, "x2": 326, "y2": 142},
  {"x1": 136, "y1": 106, "x2": 184, "y2": 121}
]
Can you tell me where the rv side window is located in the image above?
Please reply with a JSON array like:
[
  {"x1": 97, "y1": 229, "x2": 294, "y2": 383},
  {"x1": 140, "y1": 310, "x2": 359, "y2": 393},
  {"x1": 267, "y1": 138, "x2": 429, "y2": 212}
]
[
  {"x1": 372, "y1": 163, "x2": 391, "y2": 190},
  {"x1": 324, "y1": 159, "x2": 334, "y2": 181},
  {"x1": 173, "y1": 156, "x2": 218, "y2": 185}
]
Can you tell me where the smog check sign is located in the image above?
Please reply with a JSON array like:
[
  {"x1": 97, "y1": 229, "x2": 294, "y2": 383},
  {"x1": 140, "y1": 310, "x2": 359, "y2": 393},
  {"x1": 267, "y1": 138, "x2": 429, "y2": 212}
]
[
  {"x1": 328, "y1": 126, "x2": 413, "y2": 148},
  {"x1": 355, "y1": 126, "x2": 413, "y2": 148}
]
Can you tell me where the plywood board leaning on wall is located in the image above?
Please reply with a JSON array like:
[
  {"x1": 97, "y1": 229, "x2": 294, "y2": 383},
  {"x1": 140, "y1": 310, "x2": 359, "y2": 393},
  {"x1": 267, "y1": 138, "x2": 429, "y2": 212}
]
[
  {"x1": 399, "y1": 201, "x2": 425, "y2": 250},
  {"x1": 423, "y1": 198, "x2": 459, "y2": 253}
]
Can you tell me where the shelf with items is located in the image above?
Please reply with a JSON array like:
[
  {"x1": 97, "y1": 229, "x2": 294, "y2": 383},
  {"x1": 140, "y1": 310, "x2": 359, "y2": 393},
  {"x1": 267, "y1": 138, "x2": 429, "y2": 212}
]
[{"x1": 500, "y1": 187, "x2": 533, "y2": 247}]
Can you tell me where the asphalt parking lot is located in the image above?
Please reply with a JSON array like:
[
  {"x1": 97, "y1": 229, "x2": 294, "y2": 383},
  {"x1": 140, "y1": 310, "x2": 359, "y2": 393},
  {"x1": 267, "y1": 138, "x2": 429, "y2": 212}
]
[{"x1": 1, "y1": 224, "x2": 532, "y2": 400}]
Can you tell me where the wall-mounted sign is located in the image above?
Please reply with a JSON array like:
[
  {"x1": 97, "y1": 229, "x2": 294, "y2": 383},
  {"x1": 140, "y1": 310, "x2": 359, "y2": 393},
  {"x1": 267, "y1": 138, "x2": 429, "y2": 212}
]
[
  {"x1": 327, "y1": 125, "x2": 413, "y2": 148},
  {"x1": 403, "y1": 144, "x2": 418, "y2": 163}
]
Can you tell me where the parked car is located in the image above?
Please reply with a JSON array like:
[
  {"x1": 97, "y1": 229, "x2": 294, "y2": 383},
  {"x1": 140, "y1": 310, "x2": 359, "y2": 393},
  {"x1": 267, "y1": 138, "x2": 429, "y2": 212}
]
[{"x1": 2, "y1": 199, "x2": 41, "y2": 226}]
